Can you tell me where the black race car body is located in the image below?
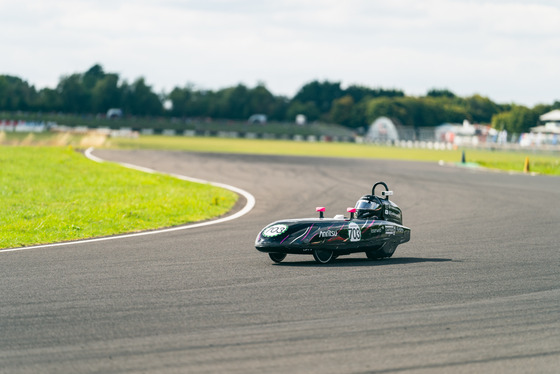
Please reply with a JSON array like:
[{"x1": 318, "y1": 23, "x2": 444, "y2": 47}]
[{"x1": 255, "y1": 182, "x2": 411, "y2": 264}]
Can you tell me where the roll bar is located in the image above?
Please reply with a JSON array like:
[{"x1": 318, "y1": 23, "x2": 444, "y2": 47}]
[{"x1": 372, "y1": 181, "x2": 393, "y2": 200}]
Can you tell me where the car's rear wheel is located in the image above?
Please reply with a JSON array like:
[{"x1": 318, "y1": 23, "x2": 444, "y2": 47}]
[
  {"x1": 365, "y1": 250, "x2": 385, "y2": 260},
  {"x1": 269, "y1": 253, "x2": 287, "y2": 263},
  {"x1": 365, "y1": 244, "x2": 384, "y2": 260},
  {"x1": 313, "y1": 249, "x2": 335, "y2": 264},
  {"x1": 366, "y1": 242, "x2": 396, "y2": 260},
  {"x1": 382, "y1": 242, "x2": 397, "y2": 257}
]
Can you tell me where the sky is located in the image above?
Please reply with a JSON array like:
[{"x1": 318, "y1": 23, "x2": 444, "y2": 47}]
[{"x1": 2, "y1": 0, "x2": 559, "y2": 107}]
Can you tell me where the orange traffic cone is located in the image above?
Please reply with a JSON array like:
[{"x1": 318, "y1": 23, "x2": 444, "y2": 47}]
[{"x1": 523, "y1": 157, "x2": 530, "y2": 173}]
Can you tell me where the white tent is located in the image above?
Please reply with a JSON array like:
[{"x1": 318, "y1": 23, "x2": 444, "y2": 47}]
[
  {"x1": 531, "y1": 109, "x2": 560, "y2": 135},
  {"x1": 366, "y1": 117, "x2": 400, "y2": 142},
  {"x1": 539, "y1": 109, "x2": 560, "y2": 122}
]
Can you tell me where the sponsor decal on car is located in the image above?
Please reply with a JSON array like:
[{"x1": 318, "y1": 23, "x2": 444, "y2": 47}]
[
  {"x1": 262, "y1": 224, "x2": 288, "y2": 238},
  {"x1": 370, "y1": 227, "x2": 384, "y2": 234},
  {"x1": 319, "y1": 229, "x2": 338, "y2": 238}
]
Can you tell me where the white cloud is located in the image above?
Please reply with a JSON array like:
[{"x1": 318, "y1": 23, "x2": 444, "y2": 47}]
[{"x1": 1, "y1": 0, "x2": 559, "y2": 105}]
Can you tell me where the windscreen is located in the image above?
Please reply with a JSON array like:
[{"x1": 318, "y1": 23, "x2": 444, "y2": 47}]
[{"x1": 355, "y1": 200, "x2": 380, "y2": 210}]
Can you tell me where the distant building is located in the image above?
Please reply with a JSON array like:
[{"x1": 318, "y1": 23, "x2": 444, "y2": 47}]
[
  {"x1": 435, "y1": 120, "x2": 475, "y2": 143},
  {"x1": 540, "y1": 109, "x2": 560, "y2": 123},
  {"x1": 435, "y1": 120, "x2": 497, "y2": 145},
  {"x1": 531, "y1": 109, "x2": 560, "y2": 135},
  {"x1": 526, "y1": 109, "x2": 560, "y2": 146}
]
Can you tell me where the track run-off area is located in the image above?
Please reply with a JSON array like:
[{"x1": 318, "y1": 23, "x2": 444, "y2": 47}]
[{"x1": 1, "y1": 149, "x2": 559, "y2": 373}]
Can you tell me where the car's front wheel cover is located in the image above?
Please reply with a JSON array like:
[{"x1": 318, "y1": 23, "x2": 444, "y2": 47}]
[{"x1": 313, "y1": 249, "x2": 334, "y2": 264}]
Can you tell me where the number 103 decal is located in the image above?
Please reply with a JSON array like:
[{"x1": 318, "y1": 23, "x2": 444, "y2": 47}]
[
  {"x1": 348, "y1": 222, "x2": 361, "y2": 242},
  {"x1": 262, "y1": 224, "x2": 288, "y2": 238}
]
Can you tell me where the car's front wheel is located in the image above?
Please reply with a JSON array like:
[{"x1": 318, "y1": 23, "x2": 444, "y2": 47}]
[
  {"x1": 269, "y1": 253, "x2": 287, "y2": 263},
  {"x1": 313, "y1": 249, "x2": 335, "y2": 264}
]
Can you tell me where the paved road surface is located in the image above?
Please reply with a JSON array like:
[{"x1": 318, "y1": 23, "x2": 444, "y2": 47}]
[{"x1": 1, "y1": 150, "x2": 559, "y2": 373}]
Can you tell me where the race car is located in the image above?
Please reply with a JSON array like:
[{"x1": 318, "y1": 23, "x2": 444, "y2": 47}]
[{"x1": 255, "y1": 182, "x2": 411, "y2": 264}]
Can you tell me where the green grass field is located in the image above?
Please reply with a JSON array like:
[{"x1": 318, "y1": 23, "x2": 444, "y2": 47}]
[
  {"x1": 108, "y1": 136, "x2": 560, "y2": 176},
  {"x1": 0, "y1": 146, "x2": 237, "y2": 249}
]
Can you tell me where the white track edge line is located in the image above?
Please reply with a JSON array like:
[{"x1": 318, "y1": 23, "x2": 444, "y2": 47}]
[{"x1": 1, "y1": 148, "x2": 256, "y2": 253}]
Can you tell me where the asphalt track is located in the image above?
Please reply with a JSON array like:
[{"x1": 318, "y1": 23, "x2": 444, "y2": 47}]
[{"x1": 1, "y1": 149, "x2": 559, "y2": 373}]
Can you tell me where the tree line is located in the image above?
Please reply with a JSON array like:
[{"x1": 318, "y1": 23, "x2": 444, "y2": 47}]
[{"x1": 1, "y1": 64, "x2": 558, "y2": 134}]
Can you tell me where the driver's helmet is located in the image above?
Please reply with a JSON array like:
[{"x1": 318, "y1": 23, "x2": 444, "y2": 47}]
[{"x1": 355, "y1": 195, "x2": 382, "y2": 219}]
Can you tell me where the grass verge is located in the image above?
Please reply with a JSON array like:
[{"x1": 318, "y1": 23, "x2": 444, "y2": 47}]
[{"x1": 0, "y1": 146, "x2": 237, "y2": 249}]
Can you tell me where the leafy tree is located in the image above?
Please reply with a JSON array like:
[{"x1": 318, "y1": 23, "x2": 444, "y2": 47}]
[
  {"x1": 268, "y1": 95, "x2": 289, "y2": 121},
  {"x1": 0, "y1": 75, "x2": 38, "y2": 111},
  {"x1": 532, "y1": 103, "x2": 552, "y2": 118},
  {"x1": 491, "y1": 105, "x2": 537, "y2": 133},
  {"x1": 168, "y1": 83, "x2": 215, "y2": 118},
  {"x1": 491, "y1": 111, "x2": 510, "y2": 131},
  {"x1": 345, "y1": 85, "x2": 404, "y2": 103},
  {"x1": 189, "y1": 89, "x2": 214, "y2": 118},
  {"x1": 168, "y1": 85, "x2": 192, "y2": 117},
  {"x1": 56, "y1": 65, "x2": 108, "y2": 113},
  {"x1": 348, "y1": 98, "x2": 371, "y2": 128},
  {"x1": 532, "y1": 102, "x2": 560, "y2": 122},
  {"x1": 211, "y1": 84, "x2": 250, "y2": 119},
  {"x1": 2, "y1": 64, "x2": 559, "y2": 132},
  {"x1": 293, "y1": 80, "x2": 343, "y2": 113},
  {"x1": 463, "y1": 94, "x2": 500, "y2": 123},
  {"x1": 330, "y1": 95, "x2": 355, "y2": 126},
  {"x1": 343, "y1": 85, "x2": 371, "y2": 103},
  {"x1": 229, "y1": 84, "x2": 252, "y2": 119},
  {"x1": 415, "y1": 98, "x2": 441, "y2": 127},
  {"x1": 286, "y1": 100, "x2": 321, "y2": 122},
  {"x1": 427, "y1": 88, "x2": 456, "y2": 98},
  {"x1": 247, "y1": 84, "x2": 275, "y2": 116},
  {"x1": 57, "y1": 74, "x2": 89, "y2": 113},
  {"x1": 51, "y1": 64, "x2": 162, "y2": 116},
  {"x1": 37, "y1": 88, "x2": 62, "y2": 112},
  {"x1": 122, "y1": 78, "x2": 163, "y2": 116},
  {"x1": 83, "y1": 64, "x2": 105, "y2": 90},
  {"x1": 365, "y1": 96, "x2": 468, "y2": 128},
  {"x1": 329, "y1": 95, "x2": 373, "y2": 128},
  {"x1": 91, "y1": 74, "x2": 122, "y2": 113},
  {"x1": 366, "y1": 97, "x2": 412, "y2": 126}
]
